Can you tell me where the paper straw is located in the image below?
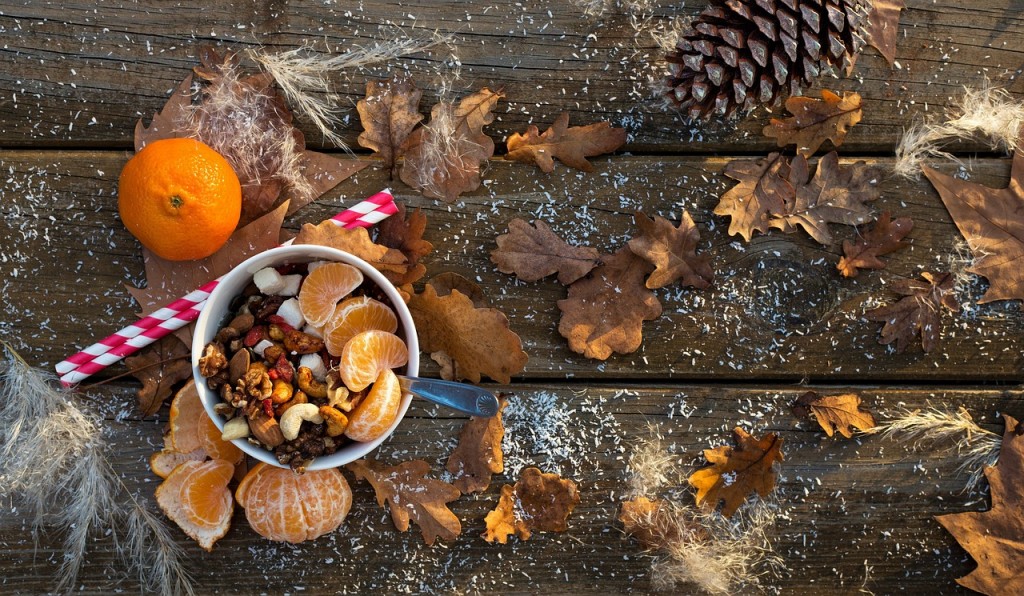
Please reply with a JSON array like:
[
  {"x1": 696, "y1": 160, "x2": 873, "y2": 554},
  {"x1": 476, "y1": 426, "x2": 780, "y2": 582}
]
[{"x1": 57, "y1": 189, "x2": 398, "y2": 386}]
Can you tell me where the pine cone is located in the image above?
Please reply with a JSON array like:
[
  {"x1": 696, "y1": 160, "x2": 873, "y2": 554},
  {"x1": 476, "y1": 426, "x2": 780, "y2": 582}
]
[{"x1": 665, "y1": 0, "x2": 872, "y2": 119}]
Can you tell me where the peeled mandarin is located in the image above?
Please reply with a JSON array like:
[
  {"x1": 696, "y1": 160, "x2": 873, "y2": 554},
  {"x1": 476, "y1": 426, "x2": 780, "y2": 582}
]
[
  {"x1": 323, "y1": 296, "x2": 398, "y2": 357},
  {"x1": 235, "y1": 462, "x2": 352, "y2": 543}
]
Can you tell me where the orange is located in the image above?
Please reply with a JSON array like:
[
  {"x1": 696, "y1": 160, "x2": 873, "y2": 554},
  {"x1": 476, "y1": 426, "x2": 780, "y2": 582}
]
[
  {"x1": 345, "y1": 368, "x2": 403, "y2": 442},
  {"x1": 118, "y1": 137, "x2": 241, "y2": 261},
  {"x1": 155, "y1": 459, "x2": 235, "y2": 551},
  {"x1": 324, "y1": 296, "x2": 399, "y2": 357},
  {"x1": 297, "y1": 262, "x2": 364, "y2": 328},
  {"x1": 235, "y1": 462, "x2": 352, "y2": 543},
  {"x1": 168, "y1": 379, "x2": 244, "y2": 465},
  {"x1": 338, "y1": 330, "x2": 409, "y2": 392}
]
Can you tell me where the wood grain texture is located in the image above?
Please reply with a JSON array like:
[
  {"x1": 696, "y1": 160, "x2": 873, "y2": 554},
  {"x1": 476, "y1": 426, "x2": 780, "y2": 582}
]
[
  {"x1": 0, "y1": 382, "x2": 1015, "y2": 595},
  {"x1": 2, "y1": 150, "x2": 1021, "y2": 382},
  {"x1": 0, "y1": 0, "x2": 1020, "y2": 152}
]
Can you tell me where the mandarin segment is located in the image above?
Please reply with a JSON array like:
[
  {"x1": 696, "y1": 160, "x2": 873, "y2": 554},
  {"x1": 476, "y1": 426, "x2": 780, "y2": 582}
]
[
  {"x1": 297, "y1": 262, "x2": 364, "y2": 327},
  {"x1": 324, "y1": 295, "x2": 399, "y2": 357},
  {"x1": 345, "y1": 368, "x2": 404, "y2": 442},
  {"x1": 339, "y1": 330, "x2": 409, "y2": 392},
  {"x1": 155, "y1": 459, "x2": 234, "y2": 551},
  {"x1": 235, "y1": 462, "x2": 353, "y2": 543}
]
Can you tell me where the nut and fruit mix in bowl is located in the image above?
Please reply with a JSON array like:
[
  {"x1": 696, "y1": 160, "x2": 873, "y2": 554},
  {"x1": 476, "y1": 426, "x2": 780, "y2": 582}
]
[{"x1": 192, "y1": 245, "x2": 419, "y2": 472}]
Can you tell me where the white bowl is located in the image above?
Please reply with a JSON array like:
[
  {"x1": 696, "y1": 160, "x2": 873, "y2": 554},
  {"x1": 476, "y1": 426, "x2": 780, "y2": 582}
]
[{"x1": 192, "y1": 244, "x2": 419, "y2": 470}]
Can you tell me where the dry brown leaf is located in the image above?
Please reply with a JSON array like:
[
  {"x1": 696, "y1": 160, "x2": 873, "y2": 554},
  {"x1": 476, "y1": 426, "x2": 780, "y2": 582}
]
[
  {"x1": 377, "y1": 203, "x2": 433, "y2": 286},
  {"x1": 346, "y1": 458, "x2": 461, "y2": 546},
  {"x1": 865, "y1": 0, "x2": 906, "y2": 66},
  {"x1": 619, "y1": 496, "x2": 683, "y2": 551},
  {"x1": 408, "y1": 282, "x2": 527, "y2": 384},
  {"x1": 293, "y1": 220, "x2": 409, "y2": 278},
  {"x1": 483, "y1": 467, "x2": 580, "y2": 543},
  {"x1": 715, "y1": 152, "x2": 791, "y2": 242},
  {"x1": 400, "y1": 88, "x2": 502, "y2": 202},
  {"x1": 837, "y1": 211, "x2": 914, "y2": 278},
  {"x1": 357, "y1": 74, "x2": 424, "y2": 178},
  {"x1": 924, "y1": 153, "x2": 1024, "y2": 303},
  {"x1": 428, "y1": 272, "x2": 489, "y2": 308},
  {"x1": 557, "y1": 247, "x2": 662, "y2": 360},
  {"x1": 134, "y1": 73, "x2": 192, "y2": 150},
  {"x1": 628, "y1": 211, "x2": 713, "y2": 290},
  {"x1": 791, "y1": 391, "x2": 877, "y2": 438},
  {"x1": 763, "y1": 90, "x2": 863, "y2": 157},
  {"x1": 124, "y1": 335, "x2": 193, "y2": 416},
  {"x1": 688, "y1": 427, "x2": 783, "y2": 518},
  {"x1": 936, "y1": 415, "x2": 1024, "y2": 595},
  {"x1": 864, "y1": 271, "x2": 960, "y2": 353},
  {"x1": 491, "y1": 219, "x2": 600, "y2": 285},
  {"x1": 445, "y1": 397, "x2": 507, "y2": 493},
  {"x1": 505, "y1": 112, "x2": 627, "y2": 173},
  {"x1": 127, "y1": 201, "x2": 290, "y2": 347}
]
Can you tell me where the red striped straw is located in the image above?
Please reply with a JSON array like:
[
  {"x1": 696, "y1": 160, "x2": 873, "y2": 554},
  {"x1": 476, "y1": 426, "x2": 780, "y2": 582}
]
[{"x1": 56, "y1": 189, "x2": 398, "y2": 386}]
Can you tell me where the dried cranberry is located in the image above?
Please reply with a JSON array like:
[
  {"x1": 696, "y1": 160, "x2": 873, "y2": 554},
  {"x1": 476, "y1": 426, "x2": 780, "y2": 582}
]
[
  {"x1": 262, "y1": 398, "x2": 274, "y2": 418},
  {"x1": 243, "y1": 325, "x2": 267, "y2": 347},
  {"x1": 273, "y1": 353, "x2": 295, "y2": 383}
]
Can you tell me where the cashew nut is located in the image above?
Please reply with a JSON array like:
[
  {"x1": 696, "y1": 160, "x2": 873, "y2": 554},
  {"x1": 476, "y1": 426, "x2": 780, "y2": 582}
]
[
  {"x1": 319, "y1": 406, "x2": 349, "y2": 437},
  {"x1": 326, "y1": 370, "x2": 352, "y2": 410},
  {"x1": 296, "y1": 366, "x2": 327, "y2": 399},
  {"x1": 220, "y1": 417, "x2": 250, "y2": 441},
  {"x1": 270, "y1": 378, "x2": 294, "y2": 404},
  {"x1": 279, "y1": 403, "x2": 324, "y2": 441}
]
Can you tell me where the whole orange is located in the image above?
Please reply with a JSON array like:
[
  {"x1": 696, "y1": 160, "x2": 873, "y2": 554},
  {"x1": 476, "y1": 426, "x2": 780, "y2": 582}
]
[{"x1": 118, "y1": 137, "x2": 242, "y2": 261}]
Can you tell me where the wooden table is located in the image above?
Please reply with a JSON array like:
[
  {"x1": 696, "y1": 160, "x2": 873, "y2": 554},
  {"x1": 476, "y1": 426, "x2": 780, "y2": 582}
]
[{"x1": 1, "y1": 1, "x2": 1022, "y2": 594}]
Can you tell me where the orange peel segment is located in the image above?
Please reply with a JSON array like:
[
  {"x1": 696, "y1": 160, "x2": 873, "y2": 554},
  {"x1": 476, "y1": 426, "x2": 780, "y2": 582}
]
[{"x1": 155, "y1": 459, "x2": 234, "y2": 551}]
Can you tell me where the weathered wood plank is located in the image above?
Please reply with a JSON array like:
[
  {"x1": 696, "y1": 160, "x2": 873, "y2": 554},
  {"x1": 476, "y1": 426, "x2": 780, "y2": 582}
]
[
  {"x1": 0, "y1": 0, "x2": 1020, "y2": 152},
  {"x1": 0, "y1": 382, "x2": 1016, "y2": 594},
  {"x1": 2, "y1": 150, "x2": 1021, "y2": 382}
]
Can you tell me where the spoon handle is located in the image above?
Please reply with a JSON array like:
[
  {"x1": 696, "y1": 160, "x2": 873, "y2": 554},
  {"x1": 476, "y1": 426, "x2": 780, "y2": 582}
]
[{"x1": 397, "y1": 376, "x2": 500, "y2": 417}]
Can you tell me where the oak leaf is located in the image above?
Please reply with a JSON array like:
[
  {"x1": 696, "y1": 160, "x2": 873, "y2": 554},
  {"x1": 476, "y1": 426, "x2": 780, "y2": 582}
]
[
  {"x1": 764, "y1": 90, "x2": 863, "y2": 157},
  {"x1": 923, "y1": 153, "x2": 1024, "y2": 303},
  {"x1": 792, "y1": 391, "x2": 877, "y2": 438},
  {"x1": 715, "y1": 152, "x2": 791, "y2": 242},
  {"x1": 491, "y1": 219, "x2": 600, "y2": 285},
  {"x1": 557, "y1": 247, "x2": 662, "y2": 360},
  {"x1": 483, "y1": 467, "x2": 580, "y2": 543},
  {"x1": 445, "y1": 397, "x2": 507, "y2": 493},
  {"x1": 124, "y1": 335, "x2": 193, "y2": 416},
  {"x1": 377, "y1": 203, "x2": 433, "y2": 287},
  {"x1": 356, "y1": 74, "x2": 424, "y2": 178},
  {"x1": 428, "y1": 272, "x2": 489, "y2": 308},
  {"x1": 936, "y1": 415, "x2": 1024, "y2": 595},
  {"x1": 628, "y1": 211, "x2": 713, "y2": 290},
  {"x1": 619, "y1": 496, "x2": 683, "y2": 550},
  {"x1": 400, "y1": 88, "x2": 502, "y2": 202},
  {"x1": 505, "y1": 112, "x2": 626, "y2": 173},
  {"x1": 408, "y1": 282, "x2": 528, "y2": 384},
  {"x1": 346, "y1": 458, "x2": 461, "y2": 546},
  {"x1": 864, "y1": 271, "x2": 959, "y2": 353},
  {"x1": 688, "y1": 427, "x2": 783, "y2": 517},
  {"x1": 837, "y1": 211, "x2": 914, "y2": 278},
  {"x1": 865, "y1": 0, "x2": 906, "y2": 66},
  {"x1": 128, "y1": 201, "x2": 290, "y2": 347},
  {"x1": 293, "y1": 220, "x2": 409, "y2": 278}
]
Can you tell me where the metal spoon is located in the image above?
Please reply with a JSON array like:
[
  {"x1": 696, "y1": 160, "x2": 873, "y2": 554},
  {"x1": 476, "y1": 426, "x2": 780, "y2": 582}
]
[{"x1": 397, "y1": 375, "x2": 500, "y2": 417}]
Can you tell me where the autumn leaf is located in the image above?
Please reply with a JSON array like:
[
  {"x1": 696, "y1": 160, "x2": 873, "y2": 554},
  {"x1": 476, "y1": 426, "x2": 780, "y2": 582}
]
[
  {"x1": 483, "y1": 467, "x2": 580, "y2": 543},
  {"x1": 865, "y1": 0, "x2": 906, "y2": 66},
  {"x1": 445, "y1": 397, "x2": 507, "y2": 493},
  {"x1": 134, "y1": 73, "x2": 192, "y2": 150},
  {"x1": 505, "y1": 112, "x2": 626, "y2": 173},
  {"x1": 346, "y1": 458, "x2": 461, "y2": 546},
  {"x1": 124, "y1": 335, "x2": 193, "y2": 416},
  {"x1": 770, "y1": 152, "x2": 879, "y2": 245},
  {"x1": 864, "y1": 271, "x2": 959, "y2": 353},
  {"x1": 357, "y1": 74, "x2": 424, "y2": 178},
  {"x1": 936, "y1": 415, "x2": 1024, "y2": 595},
  {"x1": 837, "y1": 211, "x2": 914, "y2": 278},
  {"x1": 628, "y1": 211, "x2": 713, "y2": 290},
  {"x1": 127, "y1": 201, "x2": 290, "y2": 347},
  {"x1": 408, "y1": 282, "x2": 528, "y2": 384},
  {"x1": 293, "y1": 220, "x2": 409, "y2": 279},
  {"x1": 792, "y1": 391, "x2": 877, "y2": 438},
  {"x1": 619, "y1": 496, "x2": 684, "y2": 551},
  {"x1": 401, "y1": 88, "x2": 503, "y2": 202},
  {"x1": 688, "y1": 427, "x2": 783, "y2": 517},
  {"x1": 557, "y1": 247, "x2": 662, "y2": 360},
  {"x1": 376, "y1": 203, "x2": 433, "y2": 287},
  {"x1": 715, "y1": 152, "x2": 791, "y2": 242},
  {"x1": 763, "y1": 90, "x2": 863, "y2": 157},
  {"x1": 923, "y1": 153, "x2": 1024, "y2": 304},
  {"x1": 427, "y1": 272, "x2": 489, "y2": 308},
  {"x1": 491, "y1": 219, "x2": 600, "y2": 285}
]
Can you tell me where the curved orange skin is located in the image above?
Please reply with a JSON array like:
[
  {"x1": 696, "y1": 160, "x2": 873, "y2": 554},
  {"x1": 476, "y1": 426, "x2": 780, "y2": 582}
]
[
  {"x1": 168, "y1": 379, "x2": 243, "y2": 464},
  {"x1": 345, "y1": 368, "x2": 403, "y2": 442},
  {"x1": 118, "y1": 138, "x2": 241, "y2": 261},
  {"x1": 235, "y1": 462, "x2": 353, "y2": 543},
  {"x1": 155, "y1": 459, "x2": 234, "y2": 551}
]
